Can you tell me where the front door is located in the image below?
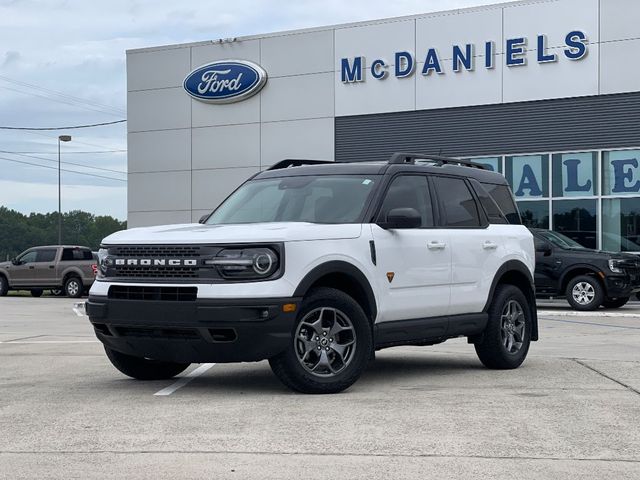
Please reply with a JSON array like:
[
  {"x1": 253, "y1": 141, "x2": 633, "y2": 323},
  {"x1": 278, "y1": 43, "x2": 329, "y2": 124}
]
[
  {"x1": 9, "y1": 250, "x2": 39, "y2": 286},
  {"x1": 371, "y1": 174, "x2": 451, "y2": 323}
]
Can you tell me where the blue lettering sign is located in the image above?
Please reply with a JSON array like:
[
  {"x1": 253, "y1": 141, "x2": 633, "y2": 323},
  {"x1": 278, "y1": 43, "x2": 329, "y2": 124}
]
[
  {"x1": 611, "y1": 159, "x2": 640, "y2": 193},
  {"x1": 515, "y1": 164, "x2": 543, "y2": 197},
  {"x1": 452, "y1": 44, "x2": 474, "y2": 72},
  {"x1": 485, "y1": 41, "x2": 495, "y2": 69},
  {"x1": 506, "y1": 38, "x2": 527, "y2": 66},
  {"x1": 421, "y1": 48, "x2": 442, "y2": 75},
  {"x1": 395, "y1": 51, "x2": 414, "y2": 77},
  {"x1": 537, "y1": 35, "x2": 558, "y2": 63},
  {"x1": 563, "y1": 158, "x2": 592, "y2": 192},
  {"x1": 341, "y1": 57, "x2": 364, "y2": 82},
  {"x1": 371, "y1": 59, "x2": 388, "y2": 79},
  {"x1": 564, "y1": 30, "x2": 588, "y2": 60}
]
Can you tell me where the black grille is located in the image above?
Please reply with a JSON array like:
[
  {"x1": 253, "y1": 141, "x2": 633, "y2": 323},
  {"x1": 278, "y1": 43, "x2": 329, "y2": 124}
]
[
  {"x1": 110, "y1": 245, "x2": 202, "y2": 257},
  {"x1": 112, "y1": 266, "x2": 199, "y2": 279},
  {"x1": 114, "y1": 326, "x2": 200, "y2": 339},
  {"x1": 108, "y1": 286, "x2": 197, "y2": 301}
]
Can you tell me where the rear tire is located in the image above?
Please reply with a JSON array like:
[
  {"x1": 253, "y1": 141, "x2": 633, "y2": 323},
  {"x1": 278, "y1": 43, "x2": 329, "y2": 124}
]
[
  {"x1": 475, "y1": 284, "x2": 531, "y2": 370},
  {"x1": 104, "y1": 346, "x2": 190, "y2": 380},
  {"x1": 64, "y1": 277, "x2": 83, "y2": 298},
  {"x1": 0, "y1": 276, "x2": 8, "y2": 296},
  {"x1": 30, "y1": 289, "x2": 43, "y2": 298},
  {"x1": 602, "y1": 297, "x2": 629, "y2": 309},
  {"x1": 269, "y1": 287, "x2": 373, "y2": 394},
  {"x1": 565, "y1": 275, "x2": 604, "y2": 311}
]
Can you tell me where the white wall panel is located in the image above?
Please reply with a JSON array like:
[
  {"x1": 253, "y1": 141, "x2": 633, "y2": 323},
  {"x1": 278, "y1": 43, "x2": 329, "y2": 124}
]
[
  {"x1": 503, "y1": 0, "x2": 599, "y2": 48},
  {"x1": 335, "y1": 70, "x2": 415, "y2": 116},
  {"x1": 128, "y1": 171, "x2": 191, "y2": 212},
  {"x1": 261, "y1": 118, "x2": 334, "y2": 168},
  {"x1": 416, "y1": 60, "x2": 502, "y2": 110},
  {"x1": 261, "y1": 30, "x2": 334, "y2": 77},
  {"x1": 128, "y1": 210, "x2": 192, "y2": 228},
  {"x1": 191, "y1": 94, "x2": 260, "y2": 128},
  {"x1": 416, "y1": 8, "x2": 504, "y2": 59},
  {"x1": 503, "y1": 44, "x2": 599, "y2": 103},
  {"x1": 192, "y1": 123, "x2": 260, "y2": 170},
  {"x1": 600, "y1": 39, "x2": 640, "y2": 95},
  {"x1": 191, "y1": 39, "x2": 260, "y2": 67},
  {"x1": 127, "y1": 88, "x2": 190, "y2": 132},
  {"x1": 128, "y1": 129, "x2": 191, "y2": 173},
  {"x1": 191, "y1": 167, "x2": 260, "y2": 211},
  {"x1": 335, "y1": 19, "x2": 415, "y2": 71},
  {"x1": 127, "y1": 48, "x2": 191, "y2": 91},
  {"x1": 600, "y1": 0, "x2": 640, "y2": 42},
  {"x1": 261, "y1": 72, "x2": 334, "y2": 122}
]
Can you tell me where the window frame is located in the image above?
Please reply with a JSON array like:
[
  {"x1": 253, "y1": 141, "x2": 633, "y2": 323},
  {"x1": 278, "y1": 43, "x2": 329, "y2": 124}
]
[
  {"x1": 371, "y1": 173, "x2": 438, "y2": 229},
  {"x1": 430, "y1": 174, "x2": 489, "y2": 229}
]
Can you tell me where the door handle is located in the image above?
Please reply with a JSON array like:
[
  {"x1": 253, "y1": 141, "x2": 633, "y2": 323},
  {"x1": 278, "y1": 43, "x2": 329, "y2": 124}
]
[
  {"x1": 28, "y1": 266, "x2": 35, "y2": 270},
  {"x1": 427, "y1": 241, "x2": 446, "y2": 250},
  {"x1": 483, "y1": 241, "x2": 498, "y2": 250},
  {"x1": 49, "y1": 265, "x2": 55, "y2": 269}
]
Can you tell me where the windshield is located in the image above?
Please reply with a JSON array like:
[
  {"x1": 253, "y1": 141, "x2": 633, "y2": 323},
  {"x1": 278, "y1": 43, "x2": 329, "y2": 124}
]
[
  {"x1": 537, "y1": 230, "x2": 586, "y2": 249},
  {"x1": 206, "y1": 175, "x2": 378, "y2": 225}
]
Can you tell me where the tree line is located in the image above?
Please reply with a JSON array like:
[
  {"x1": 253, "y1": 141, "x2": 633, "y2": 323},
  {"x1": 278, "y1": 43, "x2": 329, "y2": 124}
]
[{"x1": 0, "y1": 206, "x2": 126, "y2": 261}]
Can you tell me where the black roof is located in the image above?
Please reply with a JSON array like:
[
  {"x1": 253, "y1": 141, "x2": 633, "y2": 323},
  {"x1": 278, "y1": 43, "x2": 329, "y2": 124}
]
[{"x1": 255, "y1": 160, "x2": 509, "y2": 185}]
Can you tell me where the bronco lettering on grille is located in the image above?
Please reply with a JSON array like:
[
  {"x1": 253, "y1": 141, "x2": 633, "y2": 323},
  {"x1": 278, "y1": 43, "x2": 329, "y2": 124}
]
[{"x1": 113, "y1": 258, "x2": 198, "y2": 267}]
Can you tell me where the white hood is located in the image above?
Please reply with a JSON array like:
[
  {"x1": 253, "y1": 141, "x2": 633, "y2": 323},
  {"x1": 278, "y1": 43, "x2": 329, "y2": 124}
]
[{"x1": 102, "y1": 222, "x2": 363, "y2": 245}]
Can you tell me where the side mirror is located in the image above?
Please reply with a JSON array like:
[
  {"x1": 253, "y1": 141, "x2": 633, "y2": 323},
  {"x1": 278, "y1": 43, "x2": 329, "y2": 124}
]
[
  {"x1": 380, "y1": 207, "x2": 422, "y2": 229},
  {"x1": 535, "y1": 243, "x2": 552, "y2": 255},
  {"x1": 11, "y1": 258, "x2": 21, "y2": 266},
  {"x1": 198, "y1": 214, "x2": 209, "y2": 224}
]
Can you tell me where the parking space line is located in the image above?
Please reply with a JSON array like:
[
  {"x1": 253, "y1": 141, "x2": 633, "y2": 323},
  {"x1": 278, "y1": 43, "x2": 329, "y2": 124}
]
[
  {"x1": 153, "y1": 363, "x2": 216, "y2": 396},
  {"x1": 538, "y1": 317, "x2": 640, "y2": 330}
]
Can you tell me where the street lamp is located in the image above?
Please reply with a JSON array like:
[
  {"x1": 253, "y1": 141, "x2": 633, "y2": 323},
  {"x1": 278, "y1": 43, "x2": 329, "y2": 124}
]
[{"x1": 57, "y1": 135, "x2": 71, "y2": 245}]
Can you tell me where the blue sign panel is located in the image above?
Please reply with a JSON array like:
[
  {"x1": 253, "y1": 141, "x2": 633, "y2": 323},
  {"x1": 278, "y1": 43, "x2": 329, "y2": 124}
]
[{"x1": 183, "y1": 60, "x2": 267, "y2": 104}]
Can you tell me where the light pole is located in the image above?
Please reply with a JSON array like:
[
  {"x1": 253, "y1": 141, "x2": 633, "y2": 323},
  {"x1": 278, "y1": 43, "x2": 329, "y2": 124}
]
[{"x1": 57, "y1": 135, "x2": 71, "y2": 245}]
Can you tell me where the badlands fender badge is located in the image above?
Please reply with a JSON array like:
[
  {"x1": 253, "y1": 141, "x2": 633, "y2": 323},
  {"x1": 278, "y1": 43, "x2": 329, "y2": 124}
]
[{"x1": 386, "y1": 272, "x2": 395, "y2": 283}]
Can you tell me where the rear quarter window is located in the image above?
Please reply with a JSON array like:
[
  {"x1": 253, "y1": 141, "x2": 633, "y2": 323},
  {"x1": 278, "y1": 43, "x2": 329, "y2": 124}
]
[{"x1": 481, "y1": 182, "x2": 521, "y2": 225}]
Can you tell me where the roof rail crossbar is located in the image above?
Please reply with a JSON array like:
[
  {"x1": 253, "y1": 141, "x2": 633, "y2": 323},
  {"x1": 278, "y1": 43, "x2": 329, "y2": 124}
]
[
  {"x1": 388, "y1": 152, "x2": 486, "y2": 170},
  {"x1": 267, "y1": 159, "x2": 334, "y2": 171}
]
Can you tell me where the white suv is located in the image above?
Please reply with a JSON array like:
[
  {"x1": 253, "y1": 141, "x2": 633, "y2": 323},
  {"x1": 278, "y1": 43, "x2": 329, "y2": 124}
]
[{"x1": 87, "y1": 153, "x2": 536, "y2": 394}]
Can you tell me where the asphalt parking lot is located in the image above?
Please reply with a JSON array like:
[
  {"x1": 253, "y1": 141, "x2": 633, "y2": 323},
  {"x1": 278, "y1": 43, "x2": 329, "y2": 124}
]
[{"x1": 1, "y1": 297, "x2": 639, "y2": 479}]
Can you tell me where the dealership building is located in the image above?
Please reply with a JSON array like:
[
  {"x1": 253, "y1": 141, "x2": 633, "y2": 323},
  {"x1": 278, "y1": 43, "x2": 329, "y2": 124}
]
[{"x1": 126, "y1": 0, "x2": 640, "y2": 251}]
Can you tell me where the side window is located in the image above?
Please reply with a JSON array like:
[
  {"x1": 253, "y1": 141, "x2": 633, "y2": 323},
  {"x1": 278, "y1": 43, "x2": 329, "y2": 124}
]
[
  {"x1": 36, "y1": 249, "x2": 57, "y2": 262},
  {"x1": 481, "y1": 182, "x2": 522, "y2": 225},
  {"x1": 470, "y1": 179, "x2": 508, "y2": 224},
  {"x1": 377, "y1": 175, "x2": 433, "y2": 227},
  {"x1": 18, "y1": 251, "x2": 38, "y2": 264},
  {"x1": 534, "y1": 237, "x2": 548, "y2": 251},
  {"x1": 433, "y1": 176, "x2": 482, "y2": 228},
  {"x1": 61, "y1": 248, "x2": 92, "y2": 261}
]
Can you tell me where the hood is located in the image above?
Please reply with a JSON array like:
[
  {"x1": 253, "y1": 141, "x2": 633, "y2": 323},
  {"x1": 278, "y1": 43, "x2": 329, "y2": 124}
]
[
  {"x1": 0, "y1": 260, "x2": 11, "y2": 269},
  {"x1": 102, "y1": 222, "x2": 363, "y2": 245},
  {"x1": 560, "y1": 247, "x2": 638, "y2": 260}
]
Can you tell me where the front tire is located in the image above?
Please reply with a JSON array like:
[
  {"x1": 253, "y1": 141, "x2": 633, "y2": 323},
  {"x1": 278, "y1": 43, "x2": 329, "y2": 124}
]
[
  {"x1": 104, "y1": 347, "x2": 190, "y2": 380},
  {"x1": 566, "y1": 275, "x2": 604, "y2": 311},
  {"x1": 475, "y1": 284, "x2": 531, "y2": 370},
  {"x1": 0, "y1": 276, "x2": 8, "y2": 296},
  {"x1": 602, "y1": 297, "x2": 629, "y2": 309},
  {"x1": 269, "y1": 287, "x2": 373, "y2": 394},
  {"x1": 64, "y1": 277, "x2": 83, "y2": 298}
]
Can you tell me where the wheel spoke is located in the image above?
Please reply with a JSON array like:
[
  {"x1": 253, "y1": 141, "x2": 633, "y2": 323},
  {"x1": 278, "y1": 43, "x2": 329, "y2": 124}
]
[{"x1": 312, "y1": 349, "x2": 335, "y2": 374}]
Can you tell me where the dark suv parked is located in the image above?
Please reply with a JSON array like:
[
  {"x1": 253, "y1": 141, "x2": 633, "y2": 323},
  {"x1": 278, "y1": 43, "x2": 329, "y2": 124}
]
[{"x1": 531, "y1": 229, "x2": 640, "y2": 310}]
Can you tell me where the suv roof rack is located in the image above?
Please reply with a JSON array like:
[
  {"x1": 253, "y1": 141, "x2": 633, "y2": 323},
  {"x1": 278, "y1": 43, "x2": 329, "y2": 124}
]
[
  {"x1": 267, "y1": 159, "x2": 334, "y2": 171},
  {"x1": 388, "y1": 152, "x2": 487, "y2": 170}
]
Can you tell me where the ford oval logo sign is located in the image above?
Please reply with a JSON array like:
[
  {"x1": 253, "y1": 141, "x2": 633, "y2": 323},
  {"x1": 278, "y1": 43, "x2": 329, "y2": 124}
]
[{"x1": 183, "y1": 60, "x2": 267, "y2": 104}]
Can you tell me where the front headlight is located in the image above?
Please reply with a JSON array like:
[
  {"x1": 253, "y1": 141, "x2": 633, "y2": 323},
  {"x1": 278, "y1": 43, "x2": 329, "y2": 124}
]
[
  {"x1": 96, "y1": 248, "x2": 109, "y2": 279},
  {"x1": 608, "y1": 259, "x2": 624, "y2": 274},
  {"x1": 205, "y1": 247, "x2": 280, "y2": 279}
]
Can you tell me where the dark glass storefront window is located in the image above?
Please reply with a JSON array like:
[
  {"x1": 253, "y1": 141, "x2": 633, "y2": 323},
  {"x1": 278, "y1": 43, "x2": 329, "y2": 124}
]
[
  {"x1": 552, "y1": 199, "x2": 597, "y2": 249},
  {"x1": 517, "y1": 200, "x2": 549, "y2": 229},
  {"x1": 602, "y1": 198, "x2": 640, "y2": 252}
]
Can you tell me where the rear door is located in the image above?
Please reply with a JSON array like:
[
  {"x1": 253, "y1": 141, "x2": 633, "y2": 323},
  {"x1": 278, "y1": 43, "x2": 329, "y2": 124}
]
[
  {"x1": 32, "y1": 248, "x2": 59, "y2": 286},
  {"x1": 432, "y1": 176, "x2": 504, "y2": 316},
  {"x1": 371, "y1": 174, "x2": 451, "y2": 323}
]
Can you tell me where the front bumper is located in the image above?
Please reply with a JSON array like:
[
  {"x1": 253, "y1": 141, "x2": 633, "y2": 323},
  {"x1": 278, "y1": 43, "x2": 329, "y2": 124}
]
[
  {"x1": 603, "y1": 274, "x2": 640, "y2": 298},
  {"x1": 87, "y1": 294, "x2": 301, "y2": 363}
]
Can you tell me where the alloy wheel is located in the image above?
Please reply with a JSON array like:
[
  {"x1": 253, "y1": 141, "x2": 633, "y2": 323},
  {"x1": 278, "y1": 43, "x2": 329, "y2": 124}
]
[
  {"x1": 572, "y1": 281, "x2": 595, "y2": 306},
  {"x1": 500, "y1": 299, "x2": 526, "y2": 354}
]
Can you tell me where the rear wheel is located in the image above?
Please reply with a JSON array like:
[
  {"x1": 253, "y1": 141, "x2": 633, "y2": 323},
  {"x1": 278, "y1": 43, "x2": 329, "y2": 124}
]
[
  {"x1": 64, "y1": 277, "x2": 83, "y2": 298},
  {"x1": 475, "y1": 284, "x2": 531, "y2": 369},
  {"x1": 269, "y1": 287, "x2": 372, "y2": 394},
  {"x1": 0, "y1": 276, "x2": 8, "y2": 296},
  {"x1": 566, "y1": 275, "x2": 604, "y2": 311},
  {"x1": 104, "y1": 347, "x2": 190, "y2": 380},
  {"x1": 30, "y1": 289, "x2": 43, "y2": 298},
  {"x1": 602, "y1": 297, "x2": 629, "y2": 309}
]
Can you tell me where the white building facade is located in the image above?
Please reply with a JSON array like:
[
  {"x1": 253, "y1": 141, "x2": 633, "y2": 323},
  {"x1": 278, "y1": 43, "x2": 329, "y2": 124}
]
[{"x1": 127, "y1": 0, "x2": 640, "y2": 251}]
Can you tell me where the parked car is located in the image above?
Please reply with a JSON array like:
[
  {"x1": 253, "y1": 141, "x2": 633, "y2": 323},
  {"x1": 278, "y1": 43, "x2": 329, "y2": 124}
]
[
  {"x1": 0, "y1": 245, "x2": 97, "y2": 298},
  {"x1": 87, "y1": 153, "x2": 537, "y2": 394},
  {"x1": 530, "y1": 228, "x2": 640, "y2": 310}
]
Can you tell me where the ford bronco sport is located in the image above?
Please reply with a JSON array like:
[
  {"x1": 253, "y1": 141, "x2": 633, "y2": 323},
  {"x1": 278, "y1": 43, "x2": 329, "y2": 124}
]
[{"x1": 87, "y1": 153, "x2": 537, "y2": 393}]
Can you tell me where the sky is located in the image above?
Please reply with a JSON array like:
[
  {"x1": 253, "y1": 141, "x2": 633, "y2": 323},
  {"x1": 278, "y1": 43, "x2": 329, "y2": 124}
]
[{"x1": 0, "y1": 0, "x2": 513, "y2": 220}]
